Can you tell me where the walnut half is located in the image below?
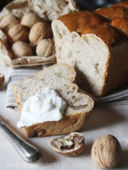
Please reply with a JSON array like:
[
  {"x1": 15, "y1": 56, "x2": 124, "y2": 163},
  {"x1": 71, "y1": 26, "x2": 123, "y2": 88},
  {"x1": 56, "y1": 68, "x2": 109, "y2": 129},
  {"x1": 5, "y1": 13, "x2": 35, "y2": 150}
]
[{"x1": 49, "y1": 132, "x2": 85, "y2": 156}]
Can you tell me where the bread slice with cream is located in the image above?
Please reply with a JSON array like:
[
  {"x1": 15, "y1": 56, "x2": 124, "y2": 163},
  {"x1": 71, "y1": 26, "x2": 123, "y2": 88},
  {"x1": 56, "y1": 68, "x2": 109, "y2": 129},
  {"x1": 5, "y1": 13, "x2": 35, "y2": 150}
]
[
  {"x1": 13, "y1": 64, "x2": 94, "y2": 138},
  {"x1": 52, "y1": 11, "x2": 128, "y2": 97}
]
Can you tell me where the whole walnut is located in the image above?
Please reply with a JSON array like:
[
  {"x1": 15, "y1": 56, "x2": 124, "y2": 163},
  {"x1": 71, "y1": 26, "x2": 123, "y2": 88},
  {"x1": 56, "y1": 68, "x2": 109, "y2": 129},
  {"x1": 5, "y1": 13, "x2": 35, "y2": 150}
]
[
  {"x1": 29, "y1": 22, "x2": 52, "y2": 45},
  {"x1": 36, "y1": 39, "x2": 54, "y2": 57},
  {"x1": 8, "y1": 24, "x2": 29, "y2": 42},
  {"x1": 12, "y1": 41, "x2": 33, "y2": 58},
  {"x1": 0, "y1": 15, "x2": 20, "y2": 31},
  {"x1": 91, "y1": 135, "x2": 122, "y2": 169},
  {"x1": 21, "y1": 12, "x2": 40, "y2": 28}
]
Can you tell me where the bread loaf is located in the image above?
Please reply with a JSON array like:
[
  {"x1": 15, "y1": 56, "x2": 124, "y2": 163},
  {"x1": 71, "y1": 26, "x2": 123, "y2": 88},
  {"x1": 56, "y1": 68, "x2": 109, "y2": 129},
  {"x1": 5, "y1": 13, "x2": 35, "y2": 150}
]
[
  {"x1": 52, "y1": 11, "x2": 128, "y2": 96},
  {"x1": 13, "y1": 64, "x2": 94, "y2": 137}
]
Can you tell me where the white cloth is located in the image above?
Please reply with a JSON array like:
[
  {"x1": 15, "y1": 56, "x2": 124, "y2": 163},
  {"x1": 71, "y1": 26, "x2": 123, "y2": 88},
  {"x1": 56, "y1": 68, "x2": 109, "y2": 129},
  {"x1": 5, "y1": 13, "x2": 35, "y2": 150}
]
[{"x1": 5, "y1": 67, "x2": 42, "y2": 108}]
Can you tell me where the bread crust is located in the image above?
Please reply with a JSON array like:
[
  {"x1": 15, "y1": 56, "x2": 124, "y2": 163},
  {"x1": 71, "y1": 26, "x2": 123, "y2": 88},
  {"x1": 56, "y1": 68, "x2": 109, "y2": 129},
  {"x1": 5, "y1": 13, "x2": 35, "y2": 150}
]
[
  {"x1": 58, "y1": 11, "x2": 127, "y2": 47},
  {"x1": 95, "y1": 6, "x2": 128, "y2": 20},
  {"x1": 24, "y1": 112, "x2": 89, "y2": 137},
  {"x1": 112, "y1": 1, "x2": 128, "y2": 9},
  {"x1": 111, "y1": 17, "x2": 128, "y2": 36},
  {"x1": 59, "y1": 11, "x2": 109, "y2": 34}
]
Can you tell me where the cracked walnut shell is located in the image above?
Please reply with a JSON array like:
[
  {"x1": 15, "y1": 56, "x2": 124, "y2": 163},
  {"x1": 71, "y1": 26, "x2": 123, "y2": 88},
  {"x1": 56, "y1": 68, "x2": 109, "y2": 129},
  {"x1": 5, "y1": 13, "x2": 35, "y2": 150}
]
[{"x1": 91, "y1": 135, "x2": 122, "y2": 169}]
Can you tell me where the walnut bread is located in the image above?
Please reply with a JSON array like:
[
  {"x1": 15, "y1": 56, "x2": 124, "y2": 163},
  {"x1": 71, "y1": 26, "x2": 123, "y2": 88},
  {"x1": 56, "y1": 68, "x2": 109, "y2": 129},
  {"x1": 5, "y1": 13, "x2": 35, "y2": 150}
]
[
  {"x1": 12, "y1": 64, "x2": 94, "y2": 138},
  {"x1": 52, "y1": 10, "x2": 128, "y2": 97}
]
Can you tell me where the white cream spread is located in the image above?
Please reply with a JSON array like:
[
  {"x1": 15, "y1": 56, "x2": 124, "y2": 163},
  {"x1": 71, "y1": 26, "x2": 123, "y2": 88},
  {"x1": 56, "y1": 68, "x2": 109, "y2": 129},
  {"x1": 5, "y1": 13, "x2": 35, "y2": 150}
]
[{"x1": 17, "y1": 87, "x2": 67, "y2": 128}]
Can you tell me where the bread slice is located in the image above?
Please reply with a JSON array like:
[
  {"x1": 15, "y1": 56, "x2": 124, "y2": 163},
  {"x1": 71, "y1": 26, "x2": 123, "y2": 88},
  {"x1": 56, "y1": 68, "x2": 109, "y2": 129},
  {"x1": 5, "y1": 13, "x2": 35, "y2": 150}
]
[
  {"x1": 13, "y1": 64, "x2": 94, "y2": 137},
  {"x1": 52, "y1": 11, "x2": 128, "y2": 97},
  {"x1": 49, "y1": 132, "x2": 85, "y2": 156}
]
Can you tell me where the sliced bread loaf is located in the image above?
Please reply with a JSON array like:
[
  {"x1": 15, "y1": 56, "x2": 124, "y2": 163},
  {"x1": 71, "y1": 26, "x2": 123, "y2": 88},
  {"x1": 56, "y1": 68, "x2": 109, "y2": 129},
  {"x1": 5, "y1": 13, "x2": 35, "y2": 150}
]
[
  {"x1": 52, "y1": 11, "x2": 128, "y2": 97},
  {"x1": 13, "y1": 64, "x2": 94, "y2": 137}
]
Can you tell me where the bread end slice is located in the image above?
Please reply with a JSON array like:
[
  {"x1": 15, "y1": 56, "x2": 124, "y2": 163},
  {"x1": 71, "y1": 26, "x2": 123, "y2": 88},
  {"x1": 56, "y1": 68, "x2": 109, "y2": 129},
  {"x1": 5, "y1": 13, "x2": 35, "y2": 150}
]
[{"x1": 13, "y1": 64, "x2": 94, "y2": 137}]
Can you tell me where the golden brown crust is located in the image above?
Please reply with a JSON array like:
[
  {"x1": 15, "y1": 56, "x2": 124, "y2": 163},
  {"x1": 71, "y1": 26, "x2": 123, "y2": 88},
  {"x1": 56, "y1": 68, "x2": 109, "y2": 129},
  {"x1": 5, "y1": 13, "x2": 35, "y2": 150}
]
[
  {"x1": 59, "y1": 10, "x2": 109, "y2": 35},
  {"x1": 95, "y1": 6, "x2": 128, "y2": 20},
  {"x1": 111, "y1": 17, "x2": 128, "y2": 36},
  {"x1": 83, "y1": 24, "x2": 127, "y2": 46},
  {"x1": 112, "y1": 1, "x2": 128, "y2": 9},
  {"x1": 58, "y1": 11, "x2": 127, "y2": 46},
  {"x1": 24, "y1": 112, "x2": 89, "y2": 138}
]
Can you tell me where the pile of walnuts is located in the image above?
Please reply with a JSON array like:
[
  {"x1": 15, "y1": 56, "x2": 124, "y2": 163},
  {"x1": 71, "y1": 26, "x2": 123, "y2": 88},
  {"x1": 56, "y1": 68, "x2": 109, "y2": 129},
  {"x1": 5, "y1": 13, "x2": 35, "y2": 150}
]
[{"x1": 0, "y1": 12, "x2": 54, "y2": 58}]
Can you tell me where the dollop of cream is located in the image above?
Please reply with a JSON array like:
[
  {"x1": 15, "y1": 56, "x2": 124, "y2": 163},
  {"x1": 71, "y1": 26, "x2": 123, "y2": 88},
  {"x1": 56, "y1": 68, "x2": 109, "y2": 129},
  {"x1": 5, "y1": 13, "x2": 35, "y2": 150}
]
[{"x1": 17, "y1": 87, "x2": 67, "y2": 128}]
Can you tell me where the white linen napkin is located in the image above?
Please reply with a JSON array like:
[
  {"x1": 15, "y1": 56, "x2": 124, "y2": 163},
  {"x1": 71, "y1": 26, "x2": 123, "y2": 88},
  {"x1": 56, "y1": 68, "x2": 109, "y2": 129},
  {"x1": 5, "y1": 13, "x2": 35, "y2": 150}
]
[
  {"x1": 5, "y1": 67, "x2": 128, "y2": 108},
  {"x1": 5, "y1": 67, "x2": 43, "y2": 108}
]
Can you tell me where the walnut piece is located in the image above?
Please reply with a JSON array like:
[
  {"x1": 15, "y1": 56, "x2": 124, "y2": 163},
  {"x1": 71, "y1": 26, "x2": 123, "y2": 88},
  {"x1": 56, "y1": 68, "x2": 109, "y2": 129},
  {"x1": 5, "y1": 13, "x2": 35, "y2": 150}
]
[
  {"x1": 91, "y1": 135, "x2": 122, "y2": 169},
  {"x1": 50, "y1": 132, "x2": 85, "y2": 156}
]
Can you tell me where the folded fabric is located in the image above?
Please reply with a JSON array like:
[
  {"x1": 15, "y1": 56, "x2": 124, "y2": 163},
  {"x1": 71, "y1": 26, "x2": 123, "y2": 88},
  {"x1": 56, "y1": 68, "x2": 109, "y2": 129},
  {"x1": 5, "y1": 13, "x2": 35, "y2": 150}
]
[{"x1": 5, "y1": 66, "x2": 43, "y2": 108}]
